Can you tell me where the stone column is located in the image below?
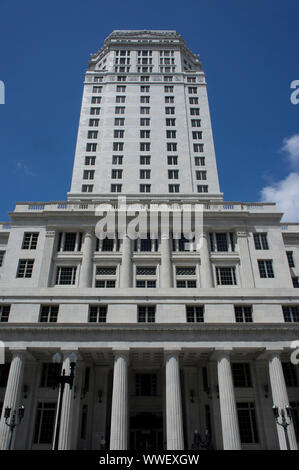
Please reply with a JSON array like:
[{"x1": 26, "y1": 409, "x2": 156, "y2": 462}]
[
  {"x1": 236, "y1": 231, "x2": 254, "y2": 288},
  {"x1": 216, "y1": 351, "x2": 241, "y2": 449},
  {"x1": 110, "y1": 350, "x2": 129, "y2": 449},
  {"x1": 160, "y1": 235, "x2": 173, "y2": 288},
  {"x1": 38, "y1": 231, "x2": 56, "y2": 287},
  {"x1": 79, "y1": 232, "x2": 94, "y2": 288},
  {"x1": 199, "y1": 232, "x2": 213, "y2": 288},
  {"x1": 54, "y1": 352, "x2": 77, "y2": 450},
  {"x1": 0, "y1": 351, "x2": 25, "y2": 450},
  {"x1": 165, "y1": 350, "x2": 184, "y2": 450},
  {"x1": 268, "y1": 352, "x2": 298, "y2": 450},
  {"x1": 120, "y1": 235, "x2": 132, "y2": 288}
]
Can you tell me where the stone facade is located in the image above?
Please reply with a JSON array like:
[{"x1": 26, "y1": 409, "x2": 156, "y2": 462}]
[{"x1": 0, "y1": 31, "x2": 298, "y2": 450}]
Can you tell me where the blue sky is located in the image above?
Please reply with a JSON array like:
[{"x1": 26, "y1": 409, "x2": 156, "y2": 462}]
[{"x1": 0, "y1": 0, "x2": 298, "y2": 221}]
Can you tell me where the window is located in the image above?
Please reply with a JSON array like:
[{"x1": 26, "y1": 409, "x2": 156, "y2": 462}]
[
  {"x1": 0, "y1": 364, "x2": 10, "y2": 387},
  {"x1": 196, "y1": 170, "x2": 206, "y2": 180},
  {"x1": 164, "y1": 86, "x2": 173, "y2": 92},
  {"x1": 237, "y1": 403, "x2": 259, "y2": 444},
  {"x1": 140, "y1": 184, "x2": 151, "y2": 193},
  {"x1": 91, "y1": 96, "x2": 101, "y2": 104},
  {"x1": 113, "y1": 142, "x2": 124, "y2": 151},
  {"x1": 189, "y1": 97, "x2": 199, "y2": 104},
  {"x1": 190, "y1": 108, "x2": 200, "y2": 115},
  {"x1": 177, "y1": 280, "x2": 197, "y2": 288},
  {"x1": 116, "y1": 85, "x2": 126, "y2": 92},
  {"x1": 112, "y1": 155, "x2": 123, "y2": 165},
  {"x1": 40, "y1": 363, "x2": 60, "y2": 388},
  {"x1": 188, "y1": 86, "x2": 197, "y2": 94},
  {"x1": 169, "y1": 184, "x2": 180, "y2": 193},
  {"x1": 63, "y1": 233, "x2": 77, "y2": 251},
  {"x1": 89, "y1": 118, "x2": 99, "y2": 126},
  {"x1": 167, "y1": 143, "x2": 177, "y2": 152},
  {"x1": 33, "y1": 402, "x2": 56, "y2": 444},
  {"x1": 136, "y1": 374, "x2": 157, "y2": 396},
  {"x1": 90, "y1": 107, "x2": 100, "y2": 115},
  {"x1": 96, "y1": 266, "x2": 117, "y2": 275},
  {"x1": 115, "y1": 106, "x2": 125, "y2": 114},
  {"x1": 140, "y1": 76, "x2": 149, "y2": 82},
  {"x1": 116, "y1": 96, "x2": 126, "y2": 103},
  {"x1": 55, "y1": 267, "x2": 77, "y2": 285},
  {"x1": 258, "y1": 260, "x2": 274, "y2": 278},
  {"x1": 114, "y1": 118, "x2": 125, "y2": 126},
  {"x1": 290, "y1": 402, "x2": 299, "y2": 442},
  {"x1": 39, "y1": 305, "x2": 59, "y2": 323},
  {"x1": 164, "y1": 76, "x2": 173, "y2": 82},
  {"x1": 210, "y1": 233, "x2": 235, "y2": 252},
  {"x1": 186, "y1": 305, "x2": 204, "y2": 323},
  {"x1": 0, "y1": 251, "x2": 5, "y2": 267},
  {"x1": 100, "y1": 238, "x2": 115, "y2": 252},
  {"x1": 95, "y1": 280, "x2": 116, "y2": 288},
  {"x1": 140, "y1": 130, "x2": 150, "y2": 138},
  {"x1": 193, "y1": 143, "x2": 204, "y2": 152},
  {"x1": 16, "y1": 259, "x2": 34, "y2": 278},
  {"x1": 82, "y1": 184, "x2": 93, "y2": 193},
  {"x1": 87, "y1": 130, "x2": 98, "y2": 139},
  {"x1": 232, "y1": 363, "x2": 252, "y2": 387},
  {"x1": 166, "y1": 130, "x2": 176, "y2": 138},
  {"x1": 197, "y1": 185, "x2": 208, "y2": 193},
  {"x1": 83, "y1": 170, "x2": 94, "y2": 180},
  {"x1": 85, "y1": 156, "x2": 96, "y2": 165},
  {"x1": 176, "y1": 266, "x2": 197, "y2": 288},
  {"x1": 95, "y1": 266, "x2": 117, "y2": 288},
  {"x1": 282, "y1": 363, "x2": 298, "y2": 387},
  {"x1": 293, "y1": 277, "x2": 299, "y2": 288},
  {"x1": 92, "y1": 86, "x2": 102, "y2": 93},
  {"x1": 167, "y1": 156, "x2": 178, "y2": 165},
  {"x1": 166, "y1": 118, "x2": 176, "y2": 126},
  {"x1": 88, "y1": 305, "x2": 107, "y2": 323},
  {"x1": 283, "y1": 305, "x2": 299, "y2": 322},
  {"x1": 140, "y1": 85, "x2": 150, "y2": 92},
  {"x1": 191, "y1": 119, "x2": 201, "y2": 127},
  {"x1": 192, "y1": 131, "x2": 202, "y2": 139},
  {"x1": 111, "y1": 184, "x2": 122, "y2": 192},
  {"x1": 287, "y1": 251, "x2": 295, "y2": 268},
  {"x1": 168, "y1": 169, "x2": 179, "y2": 179},
  {"x1": 140, "y1": 155, "x2": 151, "y2": 165},
  {"x1": 0, "y1": 305, "x2": 10, "y2": 322},
  {"x1": 140, "y1": 107, "x2": 150, "y2": 114},
  {"x1": 165, "y1": 107, "x2": 175, "y2": 114},
  {"x1": 86, "y1": 143, "x2": 97, "y2": 152},
  {"x1": 234, "y1": 306, "x2": 253, "y2": 323},
  {"x1": 165, "y1": 96, "x2": 174, "y2": 103},
  {"x1": 216, "y1": 267, "x2": 237, "y2": 285},
  {"x1": 140, "y1": 96, "x2": 150, "y2": 103},
  {"x1": 117, "y1": 76, "x2": 127, "y2": 82},
  {"x1": 253, "y1": 233, "x2": 269, "y2": 250},
  {"x1": 194, "y1": 157, "x2": 205, "y2": 166},
  {"x1": 140, "y1": 143, "x2": 150, "y2": 151},
  {"x1": 22, "y1": 232, "x2": 39, "y2": 249},
  {"x1": 140, "y1": 169, "x2": 151, "y2": 179},
  {"x1": 114, "y1": 130, "x2": 124, "y2": 138},
  {"x1": 140, "y1": 118, "x2": 150, "y2": 126},
  {"x1": 136, "y1": 266, "x2": 157, "y2": 288},
  {"x1": 111, "y1": 169, "x2": 123, "y2": 179},
  {"x1": 138, "y1": 305, "x2": 155, "y2": 323}
]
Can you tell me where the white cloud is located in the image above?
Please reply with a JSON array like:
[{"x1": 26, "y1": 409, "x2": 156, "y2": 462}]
[
  {"x1": 260, "y1": 134, "x2": 299, "y2": 222},
  {"x1": 16, "y1": 161, "x2": 39, "y2": 178}
]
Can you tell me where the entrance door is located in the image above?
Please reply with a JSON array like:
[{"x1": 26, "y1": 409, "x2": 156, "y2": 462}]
[{"x1": 130, "y1": 413, "x2": 163, "y2": 450}]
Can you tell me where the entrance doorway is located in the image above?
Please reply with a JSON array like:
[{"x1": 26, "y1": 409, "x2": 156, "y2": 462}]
[{"x1": 130, "y1": 413, "x2": 163, "y2": 450}]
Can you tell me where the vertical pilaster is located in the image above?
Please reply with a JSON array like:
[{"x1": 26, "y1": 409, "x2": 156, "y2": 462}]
[
  {"x1": 165, "y1": 350, "x2": 184, "y2": 450},
  {"x1": 120, "y1": 235, "x2": 132, "y2": 288},
  {"x1": 38, "y1": 231, "x2": 56, "y2": 287},
  {"x1": 268, "y1": 352, "x2": 297, "y2": 450},
  {"x1": 110, "y1": 350, "x2": 129, "y2": 449},
  {"x1": 0, "y1": 351, "x2": 25, "y2": 450},
  {"x1": 200, "y1": 232, "x2": 213, "y2": 288},
  {"x1": 160, "y1": 235, "x2": 173, "y2": 288},
  {"x1": 79, "y1": 232, "x2": 94, "y2": 288},
  {"x1": 216, "y1": 351, "x2": 241, "y2": 450},
  {"x1": 237, "y1": 230, "x2": 254, "y2": 288}
]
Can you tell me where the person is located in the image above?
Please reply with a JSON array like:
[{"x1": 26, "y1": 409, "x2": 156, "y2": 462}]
[
  {"x1": 200, "y1": 429, "x2": 211, "y2": 450},
  {"x1": 193, "y1": 429, "x2": 201, "y2": 450},
  {"x1": 100, "y1": 435, "x2": 106, "y2": 450}
]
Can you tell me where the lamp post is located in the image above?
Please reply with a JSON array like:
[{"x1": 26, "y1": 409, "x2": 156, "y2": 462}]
[
  {"x1": 52, "y1": 352, "x2": 77, "y2": 450},
  {"x1": 272, "y1": 405, "x2": 293, "y2": 450},
  {"x1": 4, "y1": 405, "x2": 25, "y2": 450}
]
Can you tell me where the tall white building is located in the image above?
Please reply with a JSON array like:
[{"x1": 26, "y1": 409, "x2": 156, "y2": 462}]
[{"x1": 0, "y1": 30, "x2": 299, "y2": 451}]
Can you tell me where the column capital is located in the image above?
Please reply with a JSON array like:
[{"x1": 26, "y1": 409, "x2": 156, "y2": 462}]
[
  {"x1": 265, "y1": 349, "x2": 283, "y2": 360},
  {"x1": 164, "y1": 348, "x2": 181, "y2": 360},
  {"x1": 211, "y1": 348, "x2": 233, "y2": 361},
  {"x1": 112, "y1": 349, "x2": 130, "y2": 363},
  {"x1": 84, "y1": 231, "x2": 94, "y2": 239}
]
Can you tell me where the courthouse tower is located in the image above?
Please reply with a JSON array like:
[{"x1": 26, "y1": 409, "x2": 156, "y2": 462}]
[{"x1": 0, "y1": 31, "x2": 298, "y2": 451}]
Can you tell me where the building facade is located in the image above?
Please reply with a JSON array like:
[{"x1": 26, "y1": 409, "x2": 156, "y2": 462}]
[{"x1": 0, "y1": 30, "x2": 299, "y2": 450}]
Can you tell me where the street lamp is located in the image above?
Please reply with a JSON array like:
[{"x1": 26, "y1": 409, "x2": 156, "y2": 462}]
[
  {"x1": 272, "y1": 405, "x2": 293, "y2": 450},
  {"x1": 4, "y1": 405, "x2": 25, "y2": 450},
  {"x1": 52, "y1": 352, "x2": 77, "y2": 450}
]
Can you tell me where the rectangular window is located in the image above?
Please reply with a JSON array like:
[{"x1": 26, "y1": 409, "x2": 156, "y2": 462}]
[
  {"x1": 116, "y1": 95, "x2": 126, "y2": 103},
  {"x1": 168, "y1": 169, "x2": 179, "y2": 179},
  {"x1": 113, "y1": 142, "x2": 124, "y2": 151},
  {"x1": 114, "y1": 130, "x2": 124, "y2": 138},
  {"x1": 140, "y1": 96, "x2": 150, "y2": 103},
  {"x1": 232, "y1": 363, "x2": 252, "y2": 387},
  {"x1": 115, "y1": 106, "x2": 125, "y2": 114},
  {"x1": 167, "y1": 156, "x2": 178, "y2": 165},
  {"x1": 164, "y1": 86, "x2": 173, "y2": 92},
  {"x1": 189, "y1": 97, "x2": 199, "y2": 104},
  {"x1": 167, "y1": 143, "x2": 177, "y2": 151},
  {"x1": 0, "y1": 364, "x2": 10, "y2": 386},
  {"x1": 55, "y1": 267, "x2": 77, "y2": 285},
  {"x1": 140, "y1": 169, "x2": 151, "y2": 179},
  {"x1": 258, "y1": 260, "x2": 274, "y2": 278},
  {"x1": 165, "y1": 107, "x2": 175, "y2": 115},
  {"x1": 140, "y1": 118, "x2": 150, "y2": 126},
  {"x1": 33, "y1": 402, "x2": 56, "y2": 444},
  {"x1": 282, "y1": 363, "x2": 298, "y2": 387},
  {"x1": 112, "y1": 155, "x2": 123, "y2": 165},
  {"x1": 140, "y1": 155, "x2": 151, "y2": 165},
  {"x1": 191, "y1": 119, "x2": 201, "y2": 127},
  {"x1": 39, "y1": 305, "x2": 59, "y2": 323},
  {"x1": 166, "y1": 130, "x2": 176, "y2": 138},
  {"x1": 111, "y1": 169, "x2": 123, "y2": 179},
  {"x1": 111, "y1": 184, "x2": 122, "y2": 192},
  {"x1": 85, "y1": 156, "x2": 96, "y2": 165},
  {"x1": 176, "y1": 280, "x2": 197, "y2": 288},
  {"x1": 169, "y1": 184, "x2": 180, "y2": 193},
  {"x1": 0, "y1": 251, "x2": 5, "y2": 267},
  {"x1": 237, "y1": 403, "x2": 259, "y2": 444},
  {"x1": 293, "y1": 277, "x2": 299, "y2": 288},
  {"x1": 234, "y1": 305, "x2": 253, "y2": 323},
  {"x1": 86, "y1": 143, "x2": 97, "y2": 152},
  {"x1": 138, "y1": 305, "x2": 155, "y2": 323},
  {"x1": 0, "y1": 305, "x2": 10, "y2": 322},
  {"x1": 140, "y1": 143, "x2": 150, "y2": 151},
  {"x1": 188, "y1": 87, "x2": 198, "y2": 94},
  {"x1": 190, "y1": 108, "x2": 200, "y2": 115},
  {"x1": 16, "y1": 259, "x2": 34, "y2": 278},
  {"x1": 253, "y1": 233, "x2": 269, "y2": 250},
  {"x1": 196, "y1": 170, "x2": 207, "y2": 180},
  {"x1": 193, "y1": 143, "x2": 204, "y2": 152},
  {"x1": 282, "y1": 305, "x2": 299, "y2": 322},
  {"x1": 95, "y1": 280, "x2": 116, "y2": 288},
  {"x1": 90, "y1": 107, "x2": 100, "y2": 115},
  {"x1": 192, "y1": 131, "x2": 202, "y2": 139},
  {"x1": 83, "y1": 170, "x2": 95, "y2": 180},
  {"x1": 116, "y1": 85, "x2": 126, "y2": 92},
  {"x1": 216, "y1": 267, "x2": 237, "y2": 285},
  {"x1": 140, "y1": 130, "x2": 150, "y2": 138},
  {"x1": 87, "y1": 130, "x2": 98, "y2": 139},
  {"x1": 88, "y1": 305, "x2": 107, "y2": 323},
  {"x1": 197, "y1": 185, "x2": 208, "y2": 193},
  {"x1": 166, "y1": 118, "x2": 176, "y2": 126},
  {"x1": 89, "y1": 118, "x2": 99, "y2": 126},
  {"x1": 140, "y1": 107, "x2": 150, "y2": 114},
  {"x1": 114, "y1": 118, "x2": 125, "y2": 126},
  {"x1": 140, "y1": 86, "x2": 150, "y2": 92},
  {"x1": 194, "y1": 157, "x2": 205, "y2": 166},
  {"x1": 22, "y1": 232, "x2": 39, "y2": 250},
  {"x1": 186, "y1": 305, "x2": 204, "y2": 323},
  {"x1": 136, "y1": 374, "x2": 157, "y2": 396},
  {"x1": 165, "y1": 96, "x2": 174, "y2": 103},
  {"x1": 82, "y1": 184, "x2": 93, "y2": 193},
  {"x1": 139, "y1": 184, "x2": 151, "y2": 193},
  {"x1": 91, "y1": 96, "x2": 101, "y2": 104},
  {"x1": 287, "y1": 251, "x2": 295, "y2": 268},
  {"x1": 92, "y1": 86, "x2": 102, "y2": 93}
]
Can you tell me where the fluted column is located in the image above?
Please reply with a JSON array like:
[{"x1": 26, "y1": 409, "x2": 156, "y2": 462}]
[
  {"x1": 110, "y1": 350, "x2": 129, "y2": 449},
  {"x1": 268, "y1": 352, "x2": 297, "y2": 450},
  {"x1": 165, "y1": 350, "x2": 184, "y2": 450},
  {"x1": 38, "y1": 231, "x2": 56, "y2": 287},
  {"x1": 0, "y1": 351, "x2": 25, "y2": 450},
  {"x1": 237, "y1": 231, "x2": 254, "y2": 288},
  {"x1": 54, "y1": 352, "x2": 77, "y2": 450},
  {"x1": 79, "y1": 232, "x2": 94, "y2": 287},
  {"x1": 120, "y1": 235, "x2": 132, "y2": 288},
  {"x1": 160, "y1": 235, "x2": 173, "y2": 288},
  {"x1": 199, "y1": 232, "x2": 213, "y2": 288},
  {"x1": 217, "y1": 350, "x2": 241, "y2": 449}
]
